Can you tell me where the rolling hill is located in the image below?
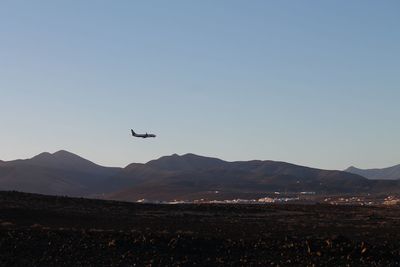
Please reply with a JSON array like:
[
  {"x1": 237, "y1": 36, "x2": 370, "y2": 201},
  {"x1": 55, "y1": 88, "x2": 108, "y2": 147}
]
[
  {"x1": 0, "y1": 150, "x2": 121, "y2": 196},
  {"x1": 1, "y1": 150, "x2": 400, "y2": 201},
  {"x1": 346, "y1": 164, "x2": 400, "y2": 180},
  {"x1": 108, "y1": 154, "x2": 381, "y2": 201}
]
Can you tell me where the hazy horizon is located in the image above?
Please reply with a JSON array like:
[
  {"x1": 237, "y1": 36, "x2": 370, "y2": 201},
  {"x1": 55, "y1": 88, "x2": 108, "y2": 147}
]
[{"x1": 1, "y1": 1, "x2": 399, "y2": 170}]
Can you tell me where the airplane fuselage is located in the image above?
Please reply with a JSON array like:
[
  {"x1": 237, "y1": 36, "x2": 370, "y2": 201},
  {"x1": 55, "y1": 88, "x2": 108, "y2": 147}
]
[{"x1": 131, "y1": 129, "x2": 156, "y2": 138}]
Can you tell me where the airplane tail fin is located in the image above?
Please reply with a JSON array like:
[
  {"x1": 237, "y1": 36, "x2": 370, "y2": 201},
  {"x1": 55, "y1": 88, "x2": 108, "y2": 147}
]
[{"x1": 131, "y1": 129, "x2": 135, "y2": 136}]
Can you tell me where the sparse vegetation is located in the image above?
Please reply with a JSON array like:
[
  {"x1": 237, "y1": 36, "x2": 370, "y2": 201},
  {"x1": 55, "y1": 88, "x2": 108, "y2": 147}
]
[{"x1": 1, "y1": 191, "x2": 400, "y2": 266}]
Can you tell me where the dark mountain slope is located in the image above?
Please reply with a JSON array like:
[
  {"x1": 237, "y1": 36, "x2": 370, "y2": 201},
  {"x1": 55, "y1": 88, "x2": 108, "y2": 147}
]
[
  {"x1": 0, "y1": 151, "x2": 121, "y2": 196},
  {"x1": 109, "y1": 154, "x2": 383, "y2": 201},
  {"x1": 2, "y1": 151, "x2": 400, "y2": 201},
  {"x1": 12, "y1": 150, "x2": 120, "y2": 176},
  {"x1": 146, "y1": 153, "x2": 227, "y2": 171}
]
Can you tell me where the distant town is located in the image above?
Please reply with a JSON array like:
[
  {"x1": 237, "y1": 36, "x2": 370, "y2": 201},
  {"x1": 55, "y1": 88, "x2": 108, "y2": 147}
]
[{"x1": 137, "y1": 192, "x2": 400, "y2": 206}]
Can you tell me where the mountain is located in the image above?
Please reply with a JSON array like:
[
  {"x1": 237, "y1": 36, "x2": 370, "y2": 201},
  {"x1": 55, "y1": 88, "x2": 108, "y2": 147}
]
[
  {"x1": 346, "y1": 165, "x2": 400, "y2": 180},
  {"x1": 2, "y1": 151, "x2": 400, "y2": 201},
  {"x1": 108, "y1": 154, "x2": 393, "y2": 201},
  {"x1": 0, "y1": 150, "x2": 121, "y2": 196},
  {"x1": 146, "y1": 153, "x2": 227, "y2": 171}
]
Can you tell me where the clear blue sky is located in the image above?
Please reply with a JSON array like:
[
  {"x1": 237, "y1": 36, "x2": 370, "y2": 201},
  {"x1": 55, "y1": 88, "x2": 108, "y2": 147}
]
[{"x1": 1, "y1": 1, "x2": 399, "y2": 170}]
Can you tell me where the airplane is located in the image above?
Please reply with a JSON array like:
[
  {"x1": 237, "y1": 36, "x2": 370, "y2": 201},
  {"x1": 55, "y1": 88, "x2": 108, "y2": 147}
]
[{"x1": 131, "y1": 129, "x2": 156, "y2": 138}]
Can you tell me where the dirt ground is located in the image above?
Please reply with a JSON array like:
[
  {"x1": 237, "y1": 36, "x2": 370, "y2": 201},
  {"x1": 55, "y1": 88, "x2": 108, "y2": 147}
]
[{"x1": 1, "y1": 191, "x2": 400, "y2": 266}]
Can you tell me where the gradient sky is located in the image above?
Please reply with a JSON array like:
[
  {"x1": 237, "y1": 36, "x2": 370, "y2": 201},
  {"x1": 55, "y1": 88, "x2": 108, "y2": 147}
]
[{"x1": 1, "y1": 1, "x2": 399, "y2": 170}]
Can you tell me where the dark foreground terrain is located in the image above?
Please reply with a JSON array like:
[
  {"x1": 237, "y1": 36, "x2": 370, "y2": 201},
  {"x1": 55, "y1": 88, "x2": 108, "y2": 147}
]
[{"x1": 1, "y1": 192, "x2": 400, "y2": 266}]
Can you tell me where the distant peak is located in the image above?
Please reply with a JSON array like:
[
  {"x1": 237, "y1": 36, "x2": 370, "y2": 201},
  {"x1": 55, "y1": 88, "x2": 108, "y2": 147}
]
[
  {"x1": 145, "y1": 152, "x2": 226, "y2": 172},
  {"x1": 54, "y1": 149, "x2": 69, "y2": 154},
  {"x1": 182, "y1": 153, "x2": 198, "y2": 157},
  {"x1": 30, "y1": 150, "x2": 87, "y2": 163},
  {"x1": 346, "y1": 166, "x2": 359, "y2": 171},
  {"x1": 31, "y1": 152, "x2": 52, "y2": 160},
  {"x1": 155, "y1": 153, "x2": 216, "y2": 161},
  {"x1": 52, "y1": 150, "x2": 77, "y2": 157}
]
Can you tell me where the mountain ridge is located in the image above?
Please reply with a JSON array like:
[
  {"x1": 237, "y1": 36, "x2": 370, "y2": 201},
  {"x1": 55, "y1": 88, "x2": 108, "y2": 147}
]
[
  {"x1": 1, "y1": 150, "x2": 400, "y2": 201},
  {"x1": 0, "y1": 150, "x2": 122, "y2": 196},
  {"x1": 345, "y1": 164, "x2": 400, "y2": 180},
  {"x1": 107, "y1": 153, "x2": 376, "y2": 201}
]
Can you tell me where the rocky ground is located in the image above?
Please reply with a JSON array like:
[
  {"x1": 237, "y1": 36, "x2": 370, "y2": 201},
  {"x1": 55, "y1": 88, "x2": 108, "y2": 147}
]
[{"x1": 1, "y1": 191, "x2": 400, "y2": 266}]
